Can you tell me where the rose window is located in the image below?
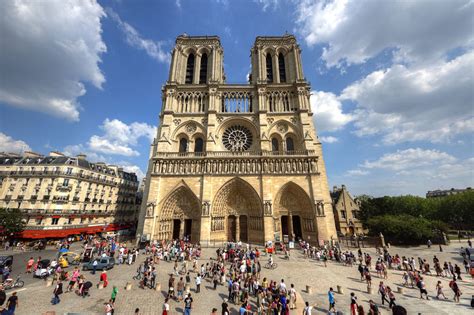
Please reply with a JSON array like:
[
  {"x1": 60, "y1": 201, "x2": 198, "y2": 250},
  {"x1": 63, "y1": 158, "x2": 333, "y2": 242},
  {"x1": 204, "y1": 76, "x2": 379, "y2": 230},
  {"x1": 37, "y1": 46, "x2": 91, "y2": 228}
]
[{"x1": 222, "y1": 125, "x2": 253, "y2": 151}]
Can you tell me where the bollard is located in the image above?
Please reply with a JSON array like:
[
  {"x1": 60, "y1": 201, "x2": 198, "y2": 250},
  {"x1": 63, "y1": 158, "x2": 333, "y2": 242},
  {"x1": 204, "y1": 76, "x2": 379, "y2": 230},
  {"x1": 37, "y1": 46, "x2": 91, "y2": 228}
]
[
  {"x1": 306, "y1": 285, "x2": 312, "y2": 294},
  {"x1": 125, "y1": 282, "x2": 132, "y2": 290},
  {"x1": 46, "y1": 279, "x2": 53, "y2": 287},
  {"x1": 367, "y1": 286, "x2": 373, "y2": 294},
  {"x1": 397, "y1": 287, "x2": 404, "y2": 294},
  {"x1": 97, "y1": 282, "x2": 104, "y2": 290},
  {"x1": 337, "y1": 285, "x2": 343, "y2": 294},
  {"x1": 155, "y1": 282, "x2": 161, "y2": 291}
]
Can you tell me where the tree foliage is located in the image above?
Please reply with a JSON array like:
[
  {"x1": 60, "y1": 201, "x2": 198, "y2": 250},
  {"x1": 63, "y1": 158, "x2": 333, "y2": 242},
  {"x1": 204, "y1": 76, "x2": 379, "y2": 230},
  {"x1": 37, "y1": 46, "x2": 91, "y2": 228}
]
[
  {"x1": 359, "y1": 191, "x2": 473, "y2": 244},
  {"x1": 0, "y1": 208, "x2": 25, "y2": 237}
]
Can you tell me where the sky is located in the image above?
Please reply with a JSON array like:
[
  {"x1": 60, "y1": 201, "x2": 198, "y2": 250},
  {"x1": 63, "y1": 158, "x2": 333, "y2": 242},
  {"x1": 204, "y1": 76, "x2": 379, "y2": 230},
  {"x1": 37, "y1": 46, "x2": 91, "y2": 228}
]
[{"x1": 0, "y1": 0, "x2": 473, "y2": 197}]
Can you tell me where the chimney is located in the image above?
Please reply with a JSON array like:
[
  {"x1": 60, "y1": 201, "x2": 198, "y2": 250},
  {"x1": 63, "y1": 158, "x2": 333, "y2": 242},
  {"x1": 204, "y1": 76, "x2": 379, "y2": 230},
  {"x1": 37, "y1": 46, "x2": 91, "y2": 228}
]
[
  {"x1": 341, "y1": 184, "x2": 346, "y2": 190},
  {"x1": 76, "y1": 154, "x2": 87, "y2": 160},
  {"x1": 49, "y1": 151, "x2": 65, "y2": 157},
  {"x1": 23, "y1": 151, "x2": 43, "y2": 158}
]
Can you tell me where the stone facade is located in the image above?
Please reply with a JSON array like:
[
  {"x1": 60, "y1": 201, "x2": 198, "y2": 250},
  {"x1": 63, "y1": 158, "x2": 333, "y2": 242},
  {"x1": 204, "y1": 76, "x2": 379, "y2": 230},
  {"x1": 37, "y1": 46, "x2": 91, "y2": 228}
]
[
  {"x1": 137, "y1": 35, "x2": 337, "y2": 245},
  {"x1": 0, "y1": 151, "x2": 140, "y2": 238},
  {"x1": 331, "y1": 185, "x2": 366, "y2": 236}
]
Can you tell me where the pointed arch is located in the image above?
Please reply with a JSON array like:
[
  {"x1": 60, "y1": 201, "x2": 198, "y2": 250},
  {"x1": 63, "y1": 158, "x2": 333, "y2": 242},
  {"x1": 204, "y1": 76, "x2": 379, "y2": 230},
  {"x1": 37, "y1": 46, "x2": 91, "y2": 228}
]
[
  {"x1": 211, "y1": 177, "x2": 263, "y2": 243},
  {"x1": 274, "y1": 181, "x2": 313, "y2": 215},
  {"x1": 278, "y1": 53, "x2": 286, "y2": 83},
  {"x1": 155, "y1": 183, "x2": 201, "y2": 241}
]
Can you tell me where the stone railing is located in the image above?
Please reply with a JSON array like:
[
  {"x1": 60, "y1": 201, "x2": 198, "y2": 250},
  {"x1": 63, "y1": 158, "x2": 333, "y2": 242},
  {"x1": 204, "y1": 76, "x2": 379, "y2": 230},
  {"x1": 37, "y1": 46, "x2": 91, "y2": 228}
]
[
  {"x1": 155, "y1": 150, "x2": 315, "y2": 158},
  {"x1": 152, "y1": 155, "x2": 319, "y2": 176}
]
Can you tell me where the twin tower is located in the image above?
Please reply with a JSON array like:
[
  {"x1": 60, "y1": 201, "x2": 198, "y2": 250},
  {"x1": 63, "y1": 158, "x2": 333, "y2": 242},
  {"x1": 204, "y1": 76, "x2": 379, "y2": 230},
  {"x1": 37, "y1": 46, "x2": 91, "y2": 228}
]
[{"x1": 137, "y1": 34, "x2": 337, "y2": 245}]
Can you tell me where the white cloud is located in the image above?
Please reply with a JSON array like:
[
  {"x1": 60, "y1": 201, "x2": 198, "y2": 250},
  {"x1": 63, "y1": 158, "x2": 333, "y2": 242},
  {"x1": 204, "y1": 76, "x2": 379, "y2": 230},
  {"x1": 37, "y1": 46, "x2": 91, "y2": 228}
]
[
  {"x1": 334, "y1": 150, "x2": 473, "y2": 196},
  {"x1": 311, "y1": 91, "x2": 353, "y2": 133},
  {"x1": 361, "y1": 148, "x2": 457, "y2": 171},
  {"x1": 117, "y1": 162, "x2": 146, "y2": 181},
  {"x1": 175, "y1": 0, "x2": 181, "y2": 9},
  {"x1": 0, "y1": 0, "x2": 107, "y2": 121},
  {"x1": 0, "y1": 133, "x2": 31, "y2": 154},
  {"x1": 346, "y1": 169, "x2": 369, "y2": 176},
  {"x1": 65, "y1": 118, "x2": 156, "y2": 157},
  {"x1": 107, "y1": 8, "x2": 170, "y2": 63},
  {"x1": 342, "y1": 52, "x2": 474, "y2": 144},
  {"x1": 254, "y1": 0, "x2": 279, "y2": 11},
  {"x1": 88, "y1": 118, "x2": 156, "y2": 157},
  {"x1": 319, "y1": 136, "x2": 338, "y2": 143},
  {"x1": 295, "y1": 0, "x2": 474, "y2": 67}
]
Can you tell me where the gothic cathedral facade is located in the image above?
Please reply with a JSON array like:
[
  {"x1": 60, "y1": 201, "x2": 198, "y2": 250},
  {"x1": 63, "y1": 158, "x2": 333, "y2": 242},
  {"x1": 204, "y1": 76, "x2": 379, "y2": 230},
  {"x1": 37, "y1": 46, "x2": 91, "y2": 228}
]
[{"x1": 137, "y1": 35, "x2": 337, "y2": 245}]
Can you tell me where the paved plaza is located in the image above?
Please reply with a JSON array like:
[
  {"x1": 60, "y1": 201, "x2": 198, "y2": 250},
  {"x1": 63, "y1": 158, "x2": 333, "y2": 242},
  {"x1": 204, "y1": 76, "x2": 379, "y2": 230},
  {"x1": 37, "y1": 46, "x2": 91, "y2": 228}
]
[{"x1": 2, "y1": 242, "x2": 473, "y2": 315}]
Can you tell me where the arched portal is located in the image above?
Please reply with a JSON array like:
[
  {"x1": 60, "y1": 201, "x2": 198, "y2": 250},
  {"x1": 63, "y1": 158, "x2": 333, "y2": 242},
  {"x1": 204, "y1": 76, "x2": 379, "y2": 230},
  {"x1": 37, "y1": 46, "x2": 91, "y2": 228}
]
[
  {"x1": 155, "y1": 185, "x2": 201, "y2": 242},
  {"x1": 211, "y1": 178, "x2": 264, "y2": 244},
  {"x1": 274, "y1": 182, "x2": 317, "y2": 242}
]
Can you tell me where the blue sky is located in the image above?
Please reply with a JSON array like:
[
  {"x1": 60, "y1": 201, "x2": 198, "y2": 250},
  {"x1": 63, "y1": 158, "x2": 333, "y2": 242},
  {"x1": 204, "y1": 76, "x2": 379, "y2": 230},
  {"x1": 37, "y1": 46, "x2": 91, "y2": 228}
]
[{"x1": 1, "y1": 0, "x2": 473, "y2": 196}]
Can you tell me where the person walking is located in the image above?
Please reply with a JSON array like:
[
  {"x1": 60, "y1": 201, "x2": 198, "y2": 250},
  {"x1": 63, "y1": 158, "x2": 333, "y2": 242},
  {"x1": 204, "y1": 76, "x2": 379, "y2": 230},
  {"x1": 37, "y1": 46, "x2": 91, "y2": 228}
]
[
  {"x1": 378, "y1": 282, "x2": 389, "y2": 305},
  {"x1": 6, "y1": 292, "x2": 18, "y2": 314},
  {"x1": 350, "y1": 292, "x2": 358, "y2": 315},
  {"x1": 111, "y1": 285, "x2": 118, "y2": 303},
  {"x1": 328, "y1": 287, "x2": 336, "y2": 313},
  {"x1": 435, "y1": 281, "x2": 447, "y2": 299},
  {"x1": 162, "y1": 298, "x2": 170, "y2": 315},
  {"x1": 51, "y1": 280, "x2": 63, "y2": 305},
  {"x1": 92, "y1": 259, "x2": 98, "y2": 275},
  {"x1": 289, "y1": 284, "x2": 297, "y2": 310},
  {"x1": 184, "y1": 293, "x2": 193, "y2": 315},
  {"x1": 195, "y1": 274, "x2": 201, "y2": 293},
  {"x1": 417, "y1": 277, "x2": 429, "y2": 300},
  {"x1": 449, "y1": 279, "x2": 462, "y2": 302},
  {"x1": 0, "y1": 285, "x2": 6, "y2": 307},
  {"x1": 386, "y1": 286, "x2": 396, "y2": 309}
]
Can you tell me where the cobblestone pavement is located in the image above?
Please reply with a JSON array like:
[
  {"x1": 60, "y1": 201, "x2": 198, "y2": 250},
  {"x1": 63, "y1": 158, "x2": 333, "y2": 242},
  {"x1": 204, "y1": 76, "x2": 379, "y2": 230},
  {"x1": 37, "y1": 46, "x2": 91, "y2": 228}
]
[{"x1": 4, "y1": 242, "x2": 474, "y2": 315}]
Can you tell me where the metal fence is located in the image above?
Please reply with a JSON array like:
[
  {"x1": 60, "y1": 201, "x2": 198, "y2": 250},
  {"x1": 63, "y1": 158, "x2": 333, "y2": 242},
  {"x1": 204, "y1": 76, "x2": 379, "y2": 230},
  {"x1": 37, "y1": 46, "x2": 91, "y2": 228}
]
[{"x1": 338, "y1": 236, "x2": 383, "y2": 248}]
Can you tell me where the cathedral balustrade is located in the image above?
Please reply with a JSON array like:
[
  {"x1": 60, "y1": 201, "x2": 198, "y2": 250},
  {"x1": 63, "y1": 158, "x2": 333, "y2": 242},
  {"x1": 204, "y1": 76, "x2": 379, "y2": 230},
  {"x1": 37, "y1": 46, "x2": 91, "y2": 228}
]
[
  {"x1": 151, "y1": 155, "x2": 319, "y2": 176},
  {"x1": 155, "y1": 150, "x2": 315, "y2": 158}
]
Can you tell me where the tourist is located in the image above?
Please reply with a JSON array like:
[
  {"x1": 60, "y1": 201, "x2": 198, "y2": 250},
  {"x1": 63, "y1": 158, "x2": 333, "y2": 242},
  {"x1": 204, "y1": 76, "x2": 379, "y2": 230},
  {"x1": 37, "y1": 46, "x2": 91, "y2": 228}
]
[
  {"x1": 210, "y1": 307, "x2": 218, "y2": 315},
  {"x1": 195, "y1": 274, "x2": 202, "y2": 293},
  {"x1": 177, "y1": 277, "x2": 185, "y2": 300},
  {"x1": 100, "y1": 270, "x2": 109, "y2": 288},
  {"x1": 221, "y1": 298, "x2": 229, "y2": 315},
  {"x1": 26, "y1": 257, "x2": 34, "y2": 273},
  {"x1": 449, "y1": 278, "x2": 462, "y2": 302},
  {"x1": 51, "y1": 280, "x2": 63, "y2": 305},
  {"x1": 184, "y1": 293, "x2": 193, "y2": 315},
  {"x1": 378, "y1": 281, "x2": 389, "y2": 305},
  {"x1": 111, "y1": 285, "x2": 118, "y2": 303},
  {"x1": 289, "y1": 284, "x2": 297, "y2": 309},
  {"x1": 104, "y1": 300, "x2": 114, "y2": 315},
  {"x1": 350, "y1": 292, "x2": 358, "y2": 315},
  {"x1": 6, "y1": 291, "x2": 18, "y2": 315},
  {"x1": 386, "y1": 286, "x2": 396, "y2": 308},
  {"x1": 435, "y1": 281, "x2": 447, "y2": 299},
  {"x1": 417, "y1": 276, "x2": 429, "y2": 300},
  {"x1": 67, "y1": 267, "x2": 80, "y2": 292},
  {"x1": 328, "y1": 287, "x2": 336, "y2": 313},
  {"x1": 162, "y1": 298, "x2": 170, "y2": 315},
  {"x1": 368, "y1": 300, "x2": 380, "y2": 315}
]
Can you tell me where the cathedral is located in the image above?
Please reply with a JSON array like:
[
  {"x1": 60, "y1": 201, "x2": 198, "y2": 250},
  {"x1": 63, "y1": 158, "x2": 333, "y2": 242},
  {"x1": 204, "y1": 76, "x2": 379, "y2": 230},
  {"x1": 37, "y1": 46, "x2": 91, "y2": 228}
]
[{"x1": 137, "y1": 34, "x2": 337, "y2": 245}]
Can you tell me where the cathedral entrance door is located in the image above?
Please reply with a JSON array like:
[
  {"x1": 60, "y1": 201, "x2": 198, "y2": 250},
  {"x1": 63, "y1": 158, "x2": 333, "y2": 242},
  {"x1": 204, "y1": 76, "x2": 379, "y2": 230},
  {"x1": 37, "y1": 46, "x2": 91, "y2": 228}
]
[
  {"x1": 184, "y1": 219, "x2": 192, "y2": 240},
  {"x1": 227, "y1": 215, "x2": 237, "y2": 242},
  {"x1": 172, "y1": 219, "x2": 181, "y2": 240},
  {"x1": 292, "y1": 215, "x2": 302, "y2": 241},
  {"x1": 239, "y1": 215, "x2": 248, "y2": 243},
  {"x1": 281, "y1": 216, "x2": 289, "y2": 237}
]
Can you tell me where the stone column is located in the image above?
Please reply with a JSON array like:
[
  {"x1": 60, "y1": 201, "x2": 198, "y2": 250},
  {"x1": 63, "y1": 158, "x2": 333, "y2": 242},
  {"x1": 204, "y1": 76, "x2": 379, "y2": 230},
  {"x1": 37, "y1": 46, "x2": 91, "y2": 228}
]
[
  {"x1": 273, "y1": 53, "x2": 280, "y2": 84},
  {"x1": 179, "y1": 219, "x2": 185, "y2": 239},
  {"x1": 236, "y1": 216, "x2": 240, "y2": 242},
  {"x1": 288, "y1": 214, "x2": 294, "y2": 241},
  {"x1": 193, "y1": 54, "x2": 201, "y2": 84},
  {"x1": 168, "y1": 48, "x2": 177, "y2": 82}
]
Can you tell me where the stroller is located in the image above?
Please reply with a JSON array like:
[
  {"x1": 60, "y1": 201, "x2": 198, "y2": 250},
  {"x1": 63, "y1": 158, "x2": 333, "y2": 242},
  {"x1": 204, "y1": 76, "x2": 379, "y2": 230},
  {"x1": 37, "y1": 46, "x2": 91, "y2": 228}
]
[{"x1": 81, "y1": 281, "x2": 92, "y2": 298}]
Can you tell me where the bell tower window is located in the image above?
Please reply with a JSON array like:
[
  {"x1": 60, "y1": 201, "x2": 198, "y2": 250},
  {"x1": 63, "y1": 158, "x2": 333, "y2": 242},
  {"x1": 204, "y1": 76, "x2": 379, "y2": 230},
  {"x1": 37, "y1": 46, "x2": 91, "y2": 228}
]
[
  {"x1": 266, "y1": 53, "x2": 273, "y2": 83},
  {"x1": 199, "y1": 53, "x2": 208, "y2": 84},
  {"x1": 185, "y1": 53, "x2": 195, "y2": 84},
  {"x1": 278, "y1": 53, "x2": 286, "y2": 83}
]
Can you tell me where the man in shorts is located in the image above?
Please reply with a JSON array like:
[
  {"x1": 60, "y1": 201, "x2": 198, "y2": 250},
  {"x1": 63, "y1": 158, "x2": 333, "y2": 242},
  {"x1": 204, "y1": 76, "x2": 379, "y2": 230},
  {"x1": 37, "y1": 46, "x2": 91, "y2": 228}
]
[{"x1": 328, "y1": 287, "x2": 336, "y2": 313}]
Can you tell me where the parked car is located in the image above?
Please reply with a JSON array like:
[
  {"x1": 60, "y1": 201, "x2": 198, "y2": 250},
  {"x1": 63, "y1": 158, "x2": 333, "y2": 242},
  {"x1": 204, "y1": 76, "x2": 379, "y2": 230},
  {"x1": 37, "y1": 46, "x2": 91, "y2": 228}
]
[
  {"x1": 0, "y1": 255, "x2": 13, "y2": 274},
  {"x1": 82, "y1": 256, "x2": 115, "y2": 271}
]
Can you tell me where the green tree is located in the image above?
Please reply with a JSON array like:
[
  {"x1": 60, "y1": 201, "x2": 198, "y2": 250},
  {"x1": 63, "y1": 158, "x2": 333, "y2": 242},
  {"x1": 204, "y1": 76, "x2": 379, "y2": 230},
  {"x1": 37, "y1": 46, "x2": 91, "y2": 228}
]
[{"x1": 0, "y1": 208, "x2": 25, "y2": 237}]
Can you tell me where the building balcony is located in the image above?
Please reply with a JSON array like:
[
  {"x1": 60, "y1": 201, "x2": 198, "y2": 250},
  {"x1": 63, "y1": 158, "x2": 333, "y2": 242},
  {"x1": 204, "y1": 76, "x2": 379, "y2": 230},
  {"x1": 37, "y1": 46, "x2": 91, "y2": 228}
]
[{"x1": 56, "y1": 185, "x2": 72, "y2": 192}]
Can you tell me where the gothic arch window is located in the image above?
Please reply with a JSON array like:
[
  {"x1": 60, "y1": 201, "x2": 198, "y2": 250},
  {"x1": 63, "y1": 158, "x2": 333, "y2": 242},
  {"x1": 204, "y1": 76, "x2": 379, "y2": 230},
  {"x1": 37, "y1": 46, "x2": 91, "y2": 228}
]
[
  {"x1": 266, "y1": 53, "x2": 273, "y2": 83},
  {"x1": 286, "y1": 137, "x2": 294, "y2": 151},
  {"x1": 271, "y1": 138, "x2": 279, "y2": 152},
  {"x1": 179, "y1": 138, "x2": 188, "y2": 153},
  {"x1": 278, "y1": 53, "x2": 286, "y2": 83},
  {"x1": 194, "y1": 137, "x2": 204, "y2": 153},
  {"x1": 199, "y1": 53, "x2": 208, "y2": 84},
  {"x1": 185, "y1": 53, "x2": 195, "y2": 84}
]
